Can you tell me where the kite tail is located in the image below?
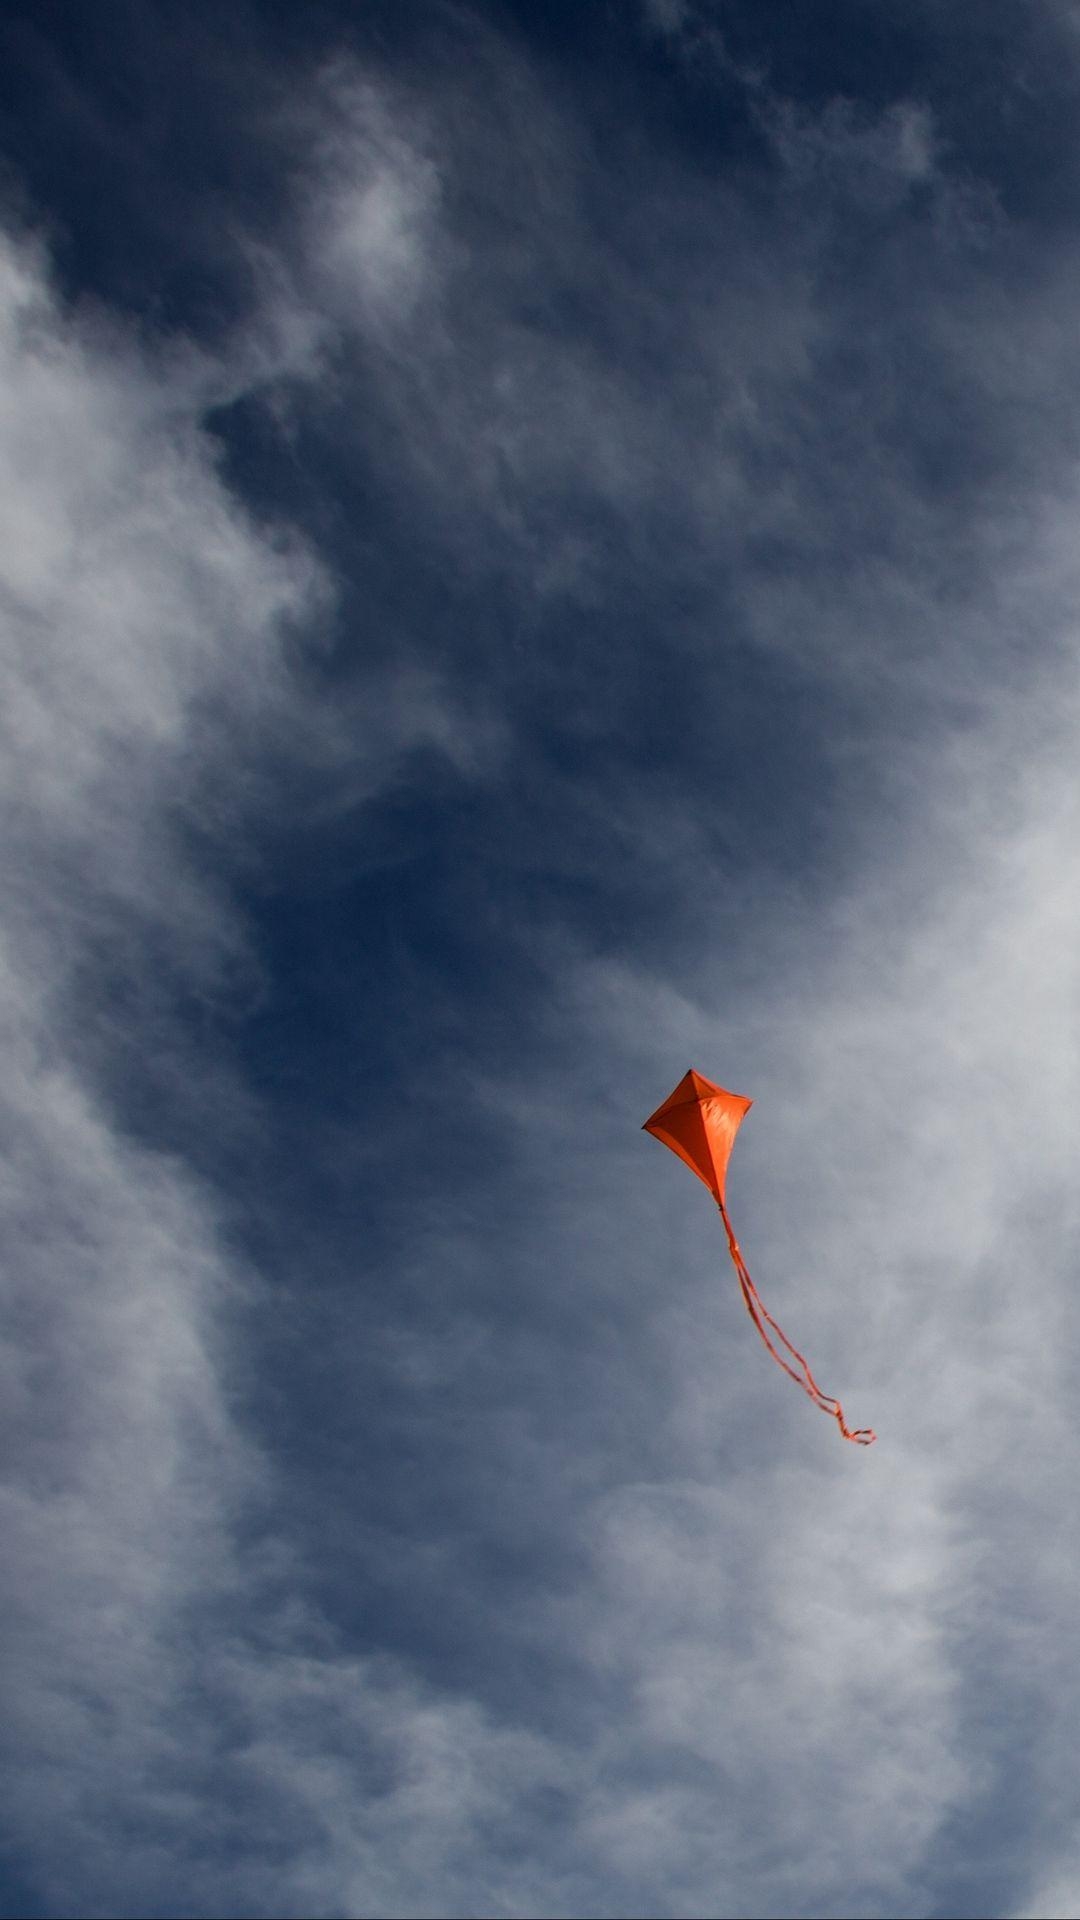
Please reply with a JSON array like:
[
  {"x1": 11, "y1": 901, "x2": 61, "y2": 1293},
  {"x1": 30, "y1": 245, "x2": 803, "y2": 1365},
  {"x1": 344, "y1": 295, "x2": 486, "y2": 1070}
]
[{"x1": 717, "y1": 1203, "x2": 875, "y2": 1446}]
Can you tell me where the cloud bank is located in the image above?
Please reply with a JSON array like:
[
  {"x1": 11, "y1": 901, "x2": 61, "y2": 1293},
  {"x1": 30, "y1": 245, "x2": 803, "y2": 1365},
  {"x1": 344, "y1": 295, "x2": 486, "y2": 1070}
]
[{"x1": 5, "y1": 5, "x2": 1080, "y2": 1915}]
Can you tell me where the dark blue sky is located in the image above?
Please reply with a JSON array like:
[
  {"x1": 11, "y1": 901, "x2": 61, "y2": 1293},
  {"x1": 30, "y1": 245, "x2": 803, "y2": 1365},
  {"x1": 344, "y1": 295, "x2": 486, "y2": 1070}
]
[{"x1": 4, "y1": 4, "x2": 1080, "y2": 1917}]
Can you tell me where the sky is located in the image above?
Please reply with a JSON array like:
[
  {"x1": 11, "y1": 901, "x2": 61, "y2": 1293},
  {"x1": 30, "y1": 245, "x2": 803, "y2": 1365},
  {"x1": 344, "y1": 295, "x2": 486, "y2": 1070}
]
[{"x1": 5, "y1": 2, "x2": 1080, "y2": 1915}]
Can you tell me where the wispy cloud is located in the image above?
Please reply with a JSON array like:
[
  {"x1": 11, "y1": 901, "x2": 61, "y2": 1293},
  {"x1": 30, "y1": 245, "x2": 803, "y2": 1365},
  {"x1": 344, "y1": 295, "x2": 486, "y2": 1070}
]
[
  {"x1": 0, "y1": 219, "x2": 308, "y2": 1906},
  {"x1": 7, "y1": 8, "x2": 1080, "y2": 1916}
]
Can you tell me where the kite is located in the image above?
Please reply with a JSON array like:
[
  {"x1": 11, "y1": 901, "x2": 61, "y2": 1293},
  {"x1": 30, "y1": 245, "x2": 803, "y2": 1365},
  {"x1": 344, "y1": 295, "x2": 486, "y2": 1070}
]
[{"x1": 643, "y1": 1069, "x2": 875, "y2": 1446}]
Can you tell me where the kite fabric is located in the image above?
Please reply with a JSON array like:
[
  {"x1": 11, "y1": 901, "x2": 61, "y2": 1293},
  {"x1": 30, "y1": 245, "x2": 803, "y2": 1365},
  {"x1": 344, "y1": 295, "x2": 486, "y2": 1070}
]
[{"x1": 643, "y1": 1069, "x2": 875, "y2": 1447}]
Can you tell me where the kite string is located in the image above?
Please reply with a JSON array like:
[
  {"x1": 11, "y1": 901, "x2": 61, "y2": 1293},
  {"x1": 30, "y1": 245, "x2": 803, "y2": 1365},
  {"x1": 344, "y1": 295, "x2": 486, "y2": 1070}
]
[{"x1": 718, "y1": 1203, "x2": 876, "y2": 1446}]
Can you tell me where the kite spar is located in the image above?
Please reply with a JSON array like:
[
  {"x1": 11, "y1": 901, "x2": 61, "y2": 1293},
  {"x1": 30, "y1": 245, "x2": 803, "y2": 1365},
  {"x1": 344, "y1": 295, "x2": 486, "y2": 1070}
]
[{"x1": 643, "y1": 1070, "x2": 875, "y2": 1446}]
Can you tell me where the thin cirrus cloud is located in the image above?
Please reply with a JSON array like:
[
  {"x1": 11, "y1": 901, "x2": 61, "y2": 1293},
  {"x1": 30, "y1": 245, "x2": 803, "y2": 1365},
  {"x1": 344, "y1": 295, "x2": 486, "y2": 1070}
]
[
  {"x1": 4, "y1": 4, "x2": 1080, "y2": 1916},
  {"x1": 0, "y1": 215, "x2": 521, "y2": 1918}
]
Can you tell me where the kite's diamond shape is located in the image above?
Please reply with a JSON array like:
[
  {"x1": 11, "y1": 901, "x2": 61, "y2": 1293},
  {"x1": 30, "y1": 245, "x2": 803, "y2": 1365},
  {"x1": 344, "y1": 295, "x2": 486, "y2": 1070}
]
[{"x1": 641, "y1": 1068, "x2": 752, "y2": 1207}]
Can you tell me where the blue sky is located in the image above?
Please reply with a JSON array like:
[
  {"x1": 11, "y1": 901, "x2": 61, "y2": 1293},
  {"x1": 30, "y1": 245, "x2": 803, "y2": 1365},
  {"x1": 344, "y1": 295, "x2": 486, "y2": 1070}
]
[{"x1": 4, "y1": 3, "x2": 1080, "y2": 1915}]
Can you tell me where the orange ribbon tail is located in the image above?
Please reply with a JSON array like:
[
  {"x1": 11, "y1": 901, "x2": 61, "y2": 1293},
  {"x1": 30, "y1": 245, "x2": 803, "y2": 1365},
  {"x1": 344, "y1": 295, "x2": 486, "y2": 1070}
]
[{"x1": 718, "y1": 1203, "x2": 875, "y2": 1446}]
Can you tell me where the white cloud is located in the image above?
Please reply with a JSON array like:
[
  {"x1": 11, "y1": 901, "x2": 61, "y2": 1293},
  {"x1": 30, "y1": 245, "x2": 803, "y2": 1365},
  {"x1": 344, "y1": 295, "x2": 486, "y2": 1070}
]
[
  {"x1": 642, "y1": 0, "x2": 692, "y2": 32},
  {"x1": 0, "y1": 215, "x2": 551, "y2": 1920},
  {"x1": 11, "y1": 17, "x2": 1080, "y2": 1913},
  {"x1": 539, "y1": 552, "x2": 1080, "y2": 1914},
  {"x1": 226, "y1": 43, "x2": 1080, "y2": 1913},
  {"x1": 0, "y1": 221, "x2": 309, "y2": 1903},
  {"x1": 302, "y1": 70, "x2": 444, "y2": 334}
]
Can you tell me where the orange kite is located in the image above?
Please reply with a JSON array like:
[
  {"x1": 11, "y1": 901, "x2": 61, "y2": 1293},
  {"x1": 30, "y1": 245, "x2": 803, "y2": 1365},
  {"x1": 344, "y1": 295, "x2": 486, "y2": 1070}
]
[{"x1": 643, "y1": 1070, "x2": 875, "y2": 1446}]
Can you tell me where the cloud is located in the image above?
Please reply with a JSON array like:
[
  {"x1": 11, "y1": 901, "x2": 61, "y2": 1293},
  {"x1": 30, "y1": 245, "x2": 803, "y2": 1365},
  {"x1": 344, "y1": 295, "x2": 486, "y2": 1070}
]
[
  {"x1": 9, "y1": 12, "x2": 1080, "y2": 1917},
  {"x1": 228, "y1": 37, "x2": 1080, "y2": 1917},
  {"x1": 249, "y1": 32, "x2": 1040, "y2": 737},
  {"x1": 303, "y1": 70, "x2": 443, "y2": 334},
  {"x1": 212, "y1": 36, "x2": 1080, "y2": 1914},
  {"x1": 0, "y1": 219, "x2": 304, "y2": 1903},
  {"x1": 546, "y1": 671, "x2": 1080, "y2": 1917},
  {"x1": 0, "y1": 207, "x2": 553, "y2": 1920},
  {"x1": 641, "y1": 0, "x2": 692, "y2": 32}
]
